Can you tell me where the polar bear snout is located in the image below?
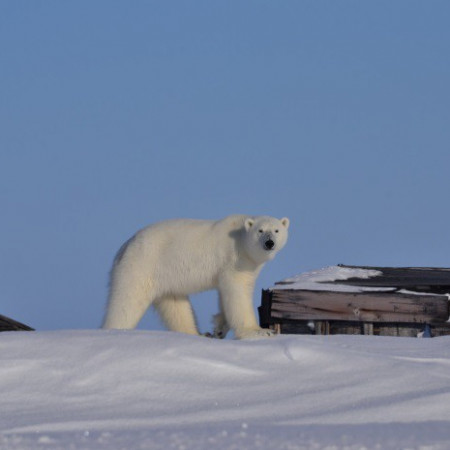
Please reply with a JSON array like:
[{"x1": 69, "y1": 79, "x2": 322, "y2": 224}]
[{"x1": 264, "y1": 239, "x2": 275, "y2": 250}]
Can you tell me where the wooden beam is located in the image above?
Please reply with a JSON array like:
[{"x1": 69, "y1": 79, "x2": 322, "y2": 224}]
[{"x1": 270, "y1": 290, "x2": 449, "y2": 324}]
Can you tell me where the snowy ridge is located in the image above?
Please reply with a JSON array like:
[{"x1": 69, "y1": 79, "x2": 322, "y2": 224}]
[{"x1": 1, "y1": 330, "x2": 450, "y2": 449}]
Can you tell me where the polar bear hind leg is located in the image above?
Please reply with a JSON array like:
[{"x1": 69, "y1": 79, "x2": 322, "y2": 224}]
[
  {"x1": 102, "y1": 268, "x2": 156, "y2": 329},
  {"x1": 102, "y1": 290, "x2": 153, "y2": 329},
  {"x1": 154, "y1": 296, "x2": 200, "y2": 335}
]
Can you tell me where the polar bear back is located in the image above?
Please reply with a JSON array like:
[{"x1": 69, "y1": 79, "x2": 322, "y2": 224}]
[{"x1": 115, "y1": 215, "x2": 247, "y2": 296}]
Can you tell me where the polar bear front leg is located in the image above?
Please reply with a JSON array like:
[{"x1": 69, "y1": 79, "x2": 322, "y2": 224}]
[
  {"x1": 212, "y1": 294, "x2": 230, "y2": 339},
  {"x1": 218, "y1": 272, "x2": 275, "y2": 339},
  {"x1": 154, "y1": 296, "x2": 200, "y2": 336},
  {"x1": 212, "y1": 312, "x2": 230, "y2": 339}
]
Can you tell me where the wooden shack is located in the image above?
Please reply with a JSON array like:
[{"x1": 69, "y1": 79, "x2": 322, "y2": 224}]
[
  {"x1": 0, "y1": 314, "x2": 34, "y2": 332},
  {"x1": 259, "y1": 265, "x2": 450, "y2": 337}
]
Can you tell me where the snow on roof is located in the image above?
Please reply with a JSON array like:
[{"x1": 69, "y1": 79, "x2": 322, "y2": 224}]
[{"x1": 271, "y1": 265, "x2": 395, "y2": 293}]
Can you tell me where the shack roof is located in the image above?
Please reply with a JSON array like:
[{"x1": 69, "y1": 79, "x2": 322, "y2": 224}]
[
  {"x1": 0, "y1": 314, "x2": 34, "y2": 332},
  {"x1": 272, "y1": 264, "x2": 450, "y2": 296}
]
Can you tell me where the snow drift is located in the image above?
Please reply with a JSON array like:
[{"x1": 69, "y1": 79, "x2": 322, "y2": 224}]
[{"x1": 1, "y1": 330, "x2": 450, "y2": 449}]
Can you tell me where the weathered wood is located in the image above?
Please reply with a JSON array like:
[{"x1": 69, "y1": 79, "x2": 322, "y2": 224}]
[
  {"x1": 276, "y1": 319, "x2": 445, "y2": 337},
  {"x1": 279, "y1": 321, "x2": 314, "y2": 335},
  {"x1": 0, "y1": 314, "x2": 34, "y2": 332},
  {"x1": 315, "y1": 321, "x2": 330, "y2": 335},
  {"x1": 336, "y1": 265, "x2": 450, "y2": 293},
  {"x1": 431, "y1": 323, "x2": 450, "y2": 337},
  {"x1": 271, "y1": 290, "x2": 449, "y2": 324},
  {"x1": 329, "y1": 321, "x2": 362, "y2": 335},
  {"x1": 262, "y1": 266, "x2": 450, "y2": 337}
]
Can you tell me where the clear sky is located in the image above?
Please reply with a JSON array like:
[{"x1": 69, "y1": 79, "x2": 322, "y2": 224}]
[{"x1": 1, "y1": 1, "x2": 449, "y2": 332}]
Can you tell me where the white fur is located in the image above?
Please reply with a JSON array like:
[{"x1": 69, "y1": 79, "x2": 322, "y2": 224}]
[{"x1": 102, "y1": 215, "x2": 289, "y2": 339}]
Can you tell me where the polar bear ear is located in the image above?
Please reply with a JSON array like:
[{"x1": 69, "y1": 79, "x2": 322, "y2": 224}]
[
  {"x1": 280, "y1": 217, "x2": 290, "y2": 229},
  {"x1": 244, "y1": 218, "x2": 255, "y2": 231}
]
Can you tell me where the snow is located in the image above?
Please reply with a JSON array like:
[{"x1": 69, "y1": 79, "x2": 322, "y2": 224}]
[
  {"x1": 1, "y1": 331, "x2": 450, "y2": 449},
  {"x1": 397, "y1": 289, "x2": 444, "y2": 297},
  {"x1": 272, "y1": 265, "x2": 396, "y2": 293}
]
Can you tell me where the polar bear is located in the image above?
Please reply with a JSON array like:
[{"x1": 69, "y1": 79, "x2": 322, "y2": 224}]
[{"x1": 102, "y1": 215, "x2": 289, "y2": 339}]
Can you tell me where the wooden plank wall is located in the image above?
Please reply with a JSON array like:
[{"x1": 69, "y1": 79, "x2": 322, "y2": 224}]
[
  {"x1": 259, "y1": 287, "x2": 450, "y2": 337},
  {"x1": 270, "y1": 289, "x2": 449, "y2": 324},
  {"x1": 279, "y1": 319, "x2": 450, "y2": 337}
]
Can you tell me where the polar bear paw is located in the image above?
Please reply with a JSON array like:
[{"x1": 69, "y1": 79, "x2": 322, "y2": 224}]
[
  {"x1": 212, "y1": 313, "x2": 230, "y2": 339},
  {"x1": 235, "y1": 327, "x2": 276, "y2": 340}
]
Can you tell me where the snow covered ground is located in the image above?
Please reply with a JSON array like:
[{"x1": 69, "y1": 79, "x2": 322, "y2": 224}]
[{"x1": 1, "y1": 330, "x2": 450, "y2": 449}]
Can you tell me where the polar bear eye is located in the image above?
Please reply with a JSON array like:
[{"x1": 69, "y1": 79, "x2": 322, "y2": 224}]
[
  {"x1": 275, "y1": 230, "x2": 279, "y2": 233},
  {"x1": 258, "y1": 229, "x2": 263, "y2": 233}
]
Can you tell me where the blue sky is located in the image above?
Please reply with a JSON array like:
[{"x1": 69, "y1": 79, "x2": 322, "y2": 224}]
[{"x1": 1, "y1": 1, "x2": 449, "y2": 332}]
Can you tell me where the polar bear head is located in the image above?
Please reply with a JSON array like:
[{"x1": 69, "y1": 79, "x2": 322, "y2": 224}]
[{"x1": 243, "y1": 216, "x2": 290, "y2": 265}]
